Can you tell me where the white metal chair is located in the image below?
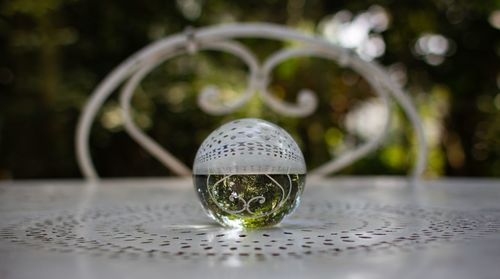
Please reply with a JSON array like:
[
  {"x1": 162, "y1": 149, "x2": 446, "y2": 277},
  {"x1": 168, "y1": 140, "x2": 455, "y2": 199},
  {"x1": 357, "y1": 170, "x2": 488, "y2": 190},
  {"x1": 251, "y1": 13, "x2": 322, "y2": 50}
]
[{"x1": 75, "y1": 23, "x2": 427, "y2": 181}]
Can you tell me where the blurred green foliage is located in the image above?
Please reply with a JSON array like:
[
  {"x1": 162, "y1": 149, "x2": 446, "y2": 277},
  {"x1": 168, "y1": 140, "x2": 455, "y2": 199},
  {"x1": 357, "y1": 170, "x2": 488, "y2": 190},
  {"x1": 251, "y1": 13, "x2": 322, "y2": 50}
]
[{"x1": 0, "y1": 0, "x2": 499, "y2": 178}]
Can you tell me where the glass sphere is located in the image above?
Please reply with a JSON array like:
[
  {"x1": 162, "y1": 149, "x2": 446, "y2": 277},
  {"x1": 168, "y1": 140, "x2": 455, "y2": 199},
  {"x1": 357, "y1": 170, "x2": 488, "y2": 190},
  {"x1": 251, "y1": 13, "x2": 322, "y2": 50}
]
[{"x1": 193, "y1": 118, "x2": 306, "y2": 229}]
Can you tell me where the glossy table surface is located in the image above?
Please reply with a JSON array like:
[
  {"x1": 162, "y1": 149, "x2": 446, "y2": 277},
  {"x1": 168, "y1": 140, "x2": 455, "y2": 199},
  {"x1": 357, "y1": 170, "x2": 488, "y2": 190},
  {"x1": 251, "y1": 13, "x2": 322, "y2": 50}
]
[{"x1": 1, "y1": 177, "x2": 500, "y2": 279}]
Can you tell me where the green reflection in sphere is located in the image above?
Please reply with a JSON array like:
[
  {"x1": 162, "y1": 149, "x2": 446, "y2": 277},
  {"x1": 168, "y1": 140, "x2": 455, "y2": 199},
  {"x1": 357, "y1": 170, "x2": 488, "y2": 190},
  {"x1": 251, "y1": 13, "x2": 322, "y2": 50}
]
[
  {"x1": 194, "y1": 174, "x2": 305, "y2": 228},
  {"x1": 193, "y1": 118, "x2": 307, "y2": 229}
]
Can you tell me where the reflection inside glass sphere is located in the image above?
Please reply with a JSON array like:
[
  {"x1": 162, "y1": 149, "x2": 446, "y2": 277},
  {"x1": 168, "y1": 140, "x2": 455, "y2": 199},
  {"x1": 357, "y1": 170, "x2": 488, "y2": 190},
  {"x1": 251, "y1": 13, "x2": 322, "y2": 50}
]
[{"x1": 193, "y1": 118, "x2": 307, "y2": 229}]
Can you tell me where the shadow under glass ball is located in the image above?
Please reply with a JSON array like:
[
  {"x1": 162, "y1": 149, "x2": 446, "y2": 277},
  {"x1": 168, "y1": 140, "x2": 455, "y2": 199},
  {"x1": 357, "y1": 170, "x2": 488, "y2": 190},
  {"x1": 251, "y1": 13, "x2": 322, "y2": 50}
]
[{"x1": 195, "y1": 174, "x2": 305, "y2": 229}]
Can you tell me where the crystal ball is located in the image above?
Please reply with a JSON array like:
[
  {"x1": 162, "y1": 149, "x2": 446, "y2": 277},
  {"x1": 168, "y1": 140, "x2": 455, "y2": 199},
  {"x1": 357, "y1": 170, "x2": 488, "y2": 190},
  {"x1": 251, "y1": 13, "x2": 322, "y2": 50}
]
[{"x1": 193, "y1": 118, "x2": 306, "y2": 229}]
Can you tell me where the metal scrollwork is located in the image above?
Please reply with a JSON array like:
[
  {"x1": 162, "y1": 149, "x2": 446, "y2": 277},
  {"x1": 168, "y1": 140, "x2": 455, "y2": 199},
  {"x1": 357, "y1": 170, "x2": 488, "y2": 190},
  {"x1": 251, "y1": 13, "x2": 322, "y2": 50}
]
[
  {"x1": 206, "y1": 174, "x2": 292, "y2": 218},
  {"x1": 76, "y1": 23, "x2": 427, "y2": 182}
]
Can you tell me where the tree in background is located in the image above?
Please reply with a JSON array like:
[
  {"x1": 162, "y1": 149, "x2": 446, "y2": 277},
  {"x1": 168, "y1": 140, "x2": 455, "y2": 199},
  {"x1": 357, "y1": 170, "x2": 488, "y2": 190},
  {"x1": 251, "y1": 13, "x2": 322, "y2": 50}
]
[{"x1": 0, "y1": 0, "x2": 499, "y2": 178}]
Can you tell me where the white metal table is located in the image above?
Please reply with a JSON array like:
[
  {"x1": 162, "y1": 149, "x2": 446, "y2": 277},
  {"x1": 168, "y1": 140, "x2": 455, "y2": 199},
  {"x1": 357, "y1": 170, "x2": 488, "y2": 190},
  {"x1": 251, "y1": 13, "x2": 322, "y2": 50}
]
[{"x1": 1, "y1": 177, "x2": 500, "y2": 279}]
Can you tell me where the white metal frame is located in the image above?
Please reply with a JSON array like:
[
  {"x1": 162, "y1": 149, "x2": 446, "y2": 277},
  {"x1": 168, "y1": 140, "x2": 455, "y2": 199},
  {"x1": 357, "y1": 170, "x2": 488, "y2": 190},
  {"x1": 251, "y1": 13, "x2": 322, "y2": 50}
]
[{"x1": 75, "y1": 23, "x2": 427, "y2": 180}]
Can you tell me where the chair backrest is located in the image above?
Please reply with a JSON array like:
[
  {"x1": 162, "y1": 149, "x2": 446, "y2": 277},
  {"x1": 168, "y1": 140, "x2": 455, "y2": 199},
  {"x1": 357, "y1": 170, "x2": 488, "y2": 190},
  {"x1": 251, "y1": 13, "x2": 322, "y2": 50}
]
[{"x1": 75, "y1": 23, "x2": 427, "y2": 181}]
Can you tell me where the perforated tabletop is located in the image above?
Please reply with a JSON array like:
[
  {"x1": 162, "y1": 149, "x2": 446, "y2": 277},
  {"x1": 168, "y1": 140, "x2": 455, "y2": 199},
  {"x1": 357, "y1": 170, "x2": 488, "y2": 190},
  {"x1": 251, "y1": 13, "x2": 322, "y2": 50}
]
[{"x1": 1, "y1": 177, "x2": 500, "y2": 279}]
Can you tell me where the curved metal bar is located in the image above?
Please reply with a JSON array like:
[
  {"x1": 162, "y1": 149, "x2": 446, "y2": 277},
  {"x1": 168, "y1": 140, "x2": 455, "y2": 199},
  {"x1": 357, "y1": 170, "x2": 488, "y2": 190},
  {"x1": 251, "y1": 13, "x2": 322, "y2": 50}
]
[
  {"x1": 260, "y1": 47, "x2": 392, "y2": 176},
  {"x1": 257, "y1": 49, "x2": 319, "y2": 117},
  {"x1": 76, "y1": 22, "x2": 426, "y2": 181},
  {"x1": 119, "y1": 40, "x2": 260, "y2": 176},
  {"x1": 119, "y1": 51, "x2": 191, "y2": 176},
  {"x1": 76, "y1": 36, "x2": 186, "y2": 180},
  {"x1": 196, "y1": 41, "x2": 260, "y2": 115},
  {"x1": 349, "y1": 57, "x2": 427, "y2": 180}
]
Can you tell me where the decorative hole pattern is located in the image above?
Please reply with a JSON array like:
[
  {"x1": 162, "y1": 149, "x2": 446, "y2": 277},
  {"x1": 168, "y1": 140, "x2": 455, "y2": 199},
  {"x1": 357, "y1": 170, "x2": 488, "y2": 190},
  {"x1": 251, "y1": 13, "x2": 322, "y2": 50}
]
[{"x1": 2, "y1": 200, "x2": 499, "y2": 263}]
